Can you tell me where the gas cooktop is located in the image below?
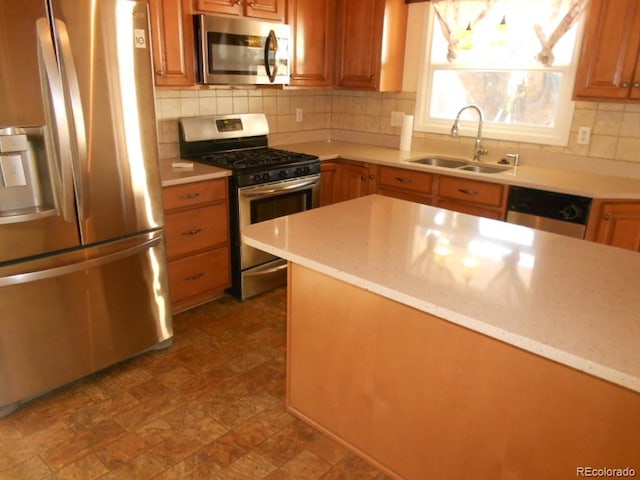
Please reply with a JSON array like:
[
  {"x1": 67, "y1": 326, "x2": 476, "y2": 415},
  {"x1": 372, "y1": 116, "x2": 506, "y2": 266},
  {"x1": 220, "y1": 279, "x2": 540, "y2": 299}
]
[{"x1": 178, "y1": 113, "x2": 320, "y2": 187}]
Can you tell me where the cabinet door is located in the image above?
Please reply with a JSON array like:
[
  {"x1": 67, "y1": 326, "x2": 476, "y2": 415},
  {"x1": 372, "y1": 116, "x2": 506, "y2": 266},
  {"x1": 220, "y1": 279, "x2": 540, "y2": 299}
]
[
  {"x1": 631, "y1": 51, "x2": 640, "y2": 101},
  {"x1": 195, "y1": 0, "x2": 242, "y2": 16},
  {"x1": 591, "y1": 202, "x2": 640, "y2": 252},
  {"x1": 320, "y1": 161, "x2": 338, "y2": 206},
  {"x1": 148, "y1": 0, "x2": 196, "y2": 87},
  {"x1": 195, "y1": 0, "x2": 284, "y2": 21},
  {"x1": 288, "y1": 0, "x2": 335, "y2": 87},
  {"x1": 335, "y1": 0, "x2": 384, "y2": 90},
  {"x1": 573, "y1": 0, "x2": 640, "y2": 100},
  {"x1": 164, "y1": 203, "x2": 229, "y2": 259},
  {"x1": 245, "y1": 0, "x2": 285, "y2": 21},
  {"x1": 435, "y1": 200, "x2": 504, "y2": 220},
  {"x1": 335, "y1": 162, "x2": 375, "y2": 203},
  {"x1": 335, "y1": 0, "x2": 406, "y2": 91}
]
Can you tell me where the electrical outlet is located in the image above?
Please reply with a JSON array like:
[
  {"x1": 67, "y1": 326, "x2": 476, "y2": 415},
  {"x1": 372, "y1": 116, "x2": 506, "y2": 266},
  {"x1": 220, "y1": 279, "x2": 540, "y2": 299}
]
[
  {"x1": 296, "y1": 108, "x2": 303, "y2": 123},
  {"x1": 390, "y1": 111, "x2": 404, "y2": 127},
  {"x1": 577, "y1": 126, "x2": 591, "y2": 145}
]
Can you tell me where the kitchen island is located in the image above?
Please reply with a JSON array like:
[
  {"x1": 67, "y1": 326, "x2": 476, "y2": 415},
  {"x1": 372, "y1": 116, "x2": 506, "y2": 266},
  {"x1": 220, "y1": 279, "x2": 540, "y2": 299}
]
[{"x1": 242, "y1": 194, "x2": 640, "y2": 480}]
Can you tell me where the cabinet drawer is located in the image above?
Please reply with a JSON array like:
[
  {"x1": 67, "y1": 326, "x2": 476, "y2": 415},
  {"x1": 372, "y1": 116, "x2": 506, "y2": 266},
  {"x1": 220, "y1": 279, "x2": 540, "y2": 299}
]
[
  {"x1": 163, "y1": 179, "x2": 227, "y2": 211},
  {"x1": 436, "y1": 200, "x2": 504, "y2": 220},
  {"x1": 437, "y1": 176, "x2": 506, "y2": 208},
  {"x1": 165, "y1": 203, "x2": 228, "y2": 259},
  {"x1": 168, "y1": 247, "x2": 230, "y2": 304},
  {"x1": 377, "y1": 166, "x2": 433, "y2": 194}
]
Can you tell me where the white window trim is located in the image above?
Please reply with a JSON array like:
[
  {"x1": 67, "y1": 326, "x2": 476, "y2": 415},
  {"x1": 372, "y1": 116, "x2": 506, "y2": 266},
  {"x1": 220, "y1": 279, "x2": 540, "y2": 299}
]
[{"x1": 414, "y1": 3, "x2": 586, "y2": 147}]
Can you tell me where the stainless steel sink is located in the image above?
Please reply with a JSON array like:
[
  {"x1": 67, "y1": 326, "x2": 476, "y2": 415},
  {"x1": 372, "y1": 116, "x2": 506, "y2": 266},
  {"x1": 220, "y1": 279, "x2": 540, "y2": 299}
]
[
  {"x1": 456, "y1": 164, "x2": 512, "y2": 174},
  {"x1": 409, "y1": 157, "x2": 512, "y2": 174},
  {"x1": 410, "y1": 157, "x2": 468, "y2": 168}
]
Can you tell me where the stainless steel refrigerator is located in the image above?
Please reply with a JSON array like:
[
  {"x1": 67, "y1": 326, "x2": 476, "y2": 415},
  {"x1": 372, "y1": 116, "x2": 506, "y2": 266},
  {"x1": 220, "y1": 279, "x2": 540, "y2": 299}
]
[{"x1": 0, "y1": 0, "x2": 172, "y2": 416}]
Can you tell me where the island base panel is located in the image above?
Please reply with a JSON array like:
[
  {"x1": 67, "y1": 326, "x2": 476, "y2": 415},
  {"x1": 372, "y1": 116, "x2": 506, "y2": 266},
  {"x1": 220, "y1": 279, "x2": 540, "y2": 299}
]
[{"x1": 286, "y1": 263, "x2": 640, "y2": 480}]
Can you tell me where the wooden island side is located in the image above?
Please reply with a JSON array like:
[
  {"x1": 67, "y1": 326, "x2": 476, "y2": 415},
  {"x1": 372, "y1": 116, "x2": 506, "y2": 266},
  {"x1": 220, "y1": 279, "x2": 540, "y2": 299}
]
[{"x1": 243, "y1": 195, "x2": 640, "y2": 480}]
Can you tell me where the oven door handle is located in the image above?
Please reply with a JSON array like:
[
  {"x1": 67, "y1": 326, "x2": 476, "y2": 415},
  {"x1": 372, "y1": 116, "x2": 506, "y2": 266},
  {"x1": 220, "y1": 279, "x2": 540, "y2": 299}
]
[{"x1": 240, "y1": 177, "x2": 319, "y2": 198}]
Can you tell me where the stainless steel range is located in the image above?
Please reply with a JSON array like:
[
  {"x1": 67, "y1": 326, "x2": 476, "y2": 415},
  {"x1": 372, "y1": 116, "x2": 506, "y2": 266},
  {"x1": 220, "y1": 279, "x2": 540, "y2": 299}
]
[{"x1": 178, "y1": 113, "x2": 320, "y2": 300}]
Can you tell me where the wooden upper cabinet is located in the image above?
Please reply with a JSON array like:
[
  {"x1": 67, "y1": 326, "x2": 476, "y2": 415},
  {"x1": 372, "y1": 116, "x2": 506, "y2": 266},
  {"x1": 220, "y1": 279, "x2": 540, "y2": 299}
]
[
  {"x1": 147, "y1": 0, "x2": 195, "y2": 87},
  {"x1": 573, "y1": 0, "x2": 640, "y2": 101},
  {"x1": 288, "y1": 0, "x2": 335, "y2": 87},
  {"x1": 335, "y1": 0, "x2": 407, "y2": 91},
  {"x1": 195, "y1": 0, "x2": 285, "y2": 22}
]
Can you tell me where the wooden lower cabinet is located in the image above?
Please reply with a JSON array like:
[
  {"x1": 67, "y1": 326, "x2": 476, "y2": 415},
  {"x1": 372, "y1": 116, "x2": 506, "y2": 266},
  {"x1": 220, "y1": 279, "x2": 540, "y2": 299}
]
[
  {"x1": 320, "y1": 161, "x2": 337, "y2": 206},
  {"x1": 321, "y1": 160, "x2": 507, "y2": 220},
  {"x1": 435, "y1": 175, "x2": 507, "y2": 220},
  {"x1": 335, "y1": 161, "x2": 377, "y2": 203},
  {"x1": 287, "y1": 264, "x2": 640, "y2": 479},
  {"x1": 586, "y1": 200, "x2": 640, "y2": 252},
  {"x1": 321, "y1": 159, "x2": 377, "y2": 206},
  {"x1": 162, "y1": 178, "x2": 231, "y2": 313},
  {"x1": 376, "y1": 165, "x2": 433, "y2": 205}
]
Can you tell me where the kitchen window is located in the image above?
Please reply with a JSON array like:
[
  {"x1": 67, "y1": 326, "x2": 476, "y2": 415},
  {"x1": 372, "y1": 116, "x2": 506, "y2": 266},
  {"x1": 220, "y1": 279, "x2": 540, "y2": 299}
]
[{"x1": 414, "y1": 0, "x2": 588, "y2": 146}]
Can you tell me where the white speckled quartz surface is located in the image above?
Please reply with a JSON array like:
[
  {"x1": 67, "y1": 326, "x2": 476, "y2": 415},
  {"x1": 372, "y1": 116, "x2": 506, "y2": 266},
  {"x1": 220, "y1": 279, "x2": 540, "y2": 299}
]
[
  {"x1": 160, "y1": 158, "x2": 231, "y2": 187},
  {"x1": 276, "y1": 140, "x2": 640, "y2": 199},
  {"x1": 243, "y1": 194, "x2": 640, "y2": 393}
]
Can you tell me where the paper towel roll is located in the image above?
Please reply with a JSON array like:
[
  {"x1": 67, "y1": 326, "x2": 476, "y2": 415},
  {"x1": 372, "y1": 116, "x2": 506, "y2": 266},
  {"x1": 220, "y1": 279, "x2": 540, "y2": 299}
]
[{"x1": 400, "y1": 114, "x2": 414, "y2": 151}]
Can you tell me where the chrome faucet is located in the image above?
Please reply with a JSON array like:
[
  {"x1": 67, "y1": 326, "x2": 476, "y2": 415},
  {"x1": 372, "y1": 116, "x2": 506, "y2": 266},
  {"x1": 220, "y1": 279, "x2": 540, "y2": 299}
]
[{"x1": 450, "y1": 105, "x2": 488, "y2": 162}]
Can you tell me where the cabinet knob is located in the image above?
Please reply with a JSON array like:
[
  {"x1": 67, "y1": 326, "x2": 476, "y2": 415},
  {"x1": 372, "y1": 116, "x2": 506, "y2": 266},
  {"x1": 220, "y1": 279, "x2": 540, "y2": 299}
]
[
  {"x1": 369, "y1": 174, "x2": 375, "y2": 180},
  {"x1": 622, "y1": 82, "x2": 630, "y2": 88},
  {"x1": 369, "y1": 75, "x2": 375, "y2": 81},
  {"x1": 361, "y1": 175, "x2": 367, "y2": 181},
  {"x1": 458, "y1": 188, "x2": 479, "y2": 195},
  {"x1": 603, "y1": 213, "x2": 612, "y2": 221},
  {"x1": 633, "y1": 82, "x2": 640, "y2": 88},
  {"x1": 247, "y1": 0, "x2": 254, "y2": 5}
]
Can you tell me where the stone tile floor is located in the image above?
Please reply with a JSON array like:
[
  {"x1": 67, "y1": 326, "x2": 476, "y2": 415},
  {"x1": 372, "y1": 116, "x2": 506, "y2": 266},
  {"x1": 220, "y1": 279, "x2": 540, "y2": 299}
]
[{"x1": 0, "y1": 288, "x2": 390, "y2": 479}]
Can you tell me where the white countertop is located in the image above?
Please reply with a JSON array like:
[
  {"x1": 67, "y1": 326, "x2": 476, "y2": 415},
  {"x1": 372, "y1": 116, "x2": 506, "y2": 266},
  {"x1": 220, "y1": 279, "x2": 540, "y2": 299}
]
[
  {"x1": 243, "y1": 194, "x2": 640, "y2": 393},
  {"x1": 277, "y1": 140, "x2": 640, "y2": 199},
  {"x1": 159, "y1": 158, "x2": 230, "y2": 187}
]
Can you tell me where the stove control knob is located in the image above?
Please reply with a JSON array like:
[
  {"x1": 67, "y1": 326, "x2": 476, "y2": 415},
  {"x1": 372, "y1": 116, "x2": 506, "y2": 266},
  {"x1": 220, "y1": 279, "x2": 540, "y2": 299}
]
[
  {"x1": 278, "y1": 170, "x2": 287, "y2": 179},
  {"x1": 253, "y1": 174, "x2": 262, "y2": 182},
  {"x1": 303, "y1": 166, "x2": 311, "y2": 174},
  {"x1": 262, "y1": 173, "x2": 270, "y2": 181}
]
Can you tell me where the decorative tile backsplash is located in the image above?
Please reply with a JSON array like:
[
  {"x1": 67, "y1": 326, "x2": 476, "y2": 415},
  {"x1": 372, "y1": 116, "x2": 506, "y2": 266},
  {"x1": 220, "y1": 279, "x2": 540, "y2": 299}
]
[{"x1": 155, "y1": 87, "x2": 640, "y2": 177}]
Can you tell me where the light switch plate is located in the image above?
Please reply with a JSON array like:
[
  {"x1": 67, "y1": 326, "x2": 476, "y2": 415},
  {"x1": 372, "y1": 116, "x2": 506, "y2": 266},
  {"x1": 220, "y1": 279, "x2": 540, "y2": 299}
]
[{"x1": 577, "y1": 126, "x2": 591, "y2": 145}]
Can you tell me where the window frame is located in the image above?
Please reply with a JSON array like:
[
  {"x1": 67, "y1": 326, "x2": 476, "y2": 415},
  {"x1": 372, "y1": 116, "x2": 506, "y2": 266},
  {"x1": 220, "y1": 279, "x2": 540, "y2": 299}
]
[{"x1": 413, "y1": 2, "x2": 586, "y2": 147}]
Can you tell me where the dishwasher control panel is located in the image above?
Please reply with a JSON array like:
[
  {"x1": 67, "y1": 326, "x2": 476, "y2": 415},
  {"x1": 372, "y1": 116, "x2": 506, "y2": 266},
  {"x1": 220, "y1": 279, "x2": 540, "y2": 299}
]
[{"x1": 507, "y1": 186, "x2": 592, "y2": 224}]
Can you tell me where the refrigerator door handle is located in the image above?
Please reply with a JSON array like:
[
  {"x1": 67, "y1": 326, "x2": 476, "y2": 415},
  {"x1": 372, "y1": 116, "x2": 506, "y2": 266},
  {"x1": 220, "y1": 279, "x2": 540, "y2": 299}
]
[
  {"x1": 0, "y1": 235, "x2": 162, "y2": 288},
  {"x1": 54, "y1": 19, "x2": 90, "y2": 222},
  {"x1": 36, "y1": 18, "x2": 75, "y2": 223}
]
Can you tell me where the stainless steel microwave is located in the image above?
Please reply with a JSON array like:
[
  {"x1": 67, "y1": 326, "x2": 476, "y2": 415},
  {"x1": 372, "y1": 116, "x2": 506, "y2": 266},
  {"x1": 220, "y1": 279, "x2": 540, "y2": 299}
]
[{"x1": 195, "y1": 15, "x2": 291, "y2": 85}]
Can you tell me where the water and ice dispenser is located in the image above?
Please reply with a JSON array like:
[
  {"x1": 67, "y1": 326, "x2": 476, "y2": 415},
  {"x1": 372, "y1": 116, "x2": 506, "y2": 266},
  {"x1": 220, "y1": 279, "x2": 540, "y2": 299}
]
[{"x1": 0, "y1": 127, "x2": 56, "y2": 222}]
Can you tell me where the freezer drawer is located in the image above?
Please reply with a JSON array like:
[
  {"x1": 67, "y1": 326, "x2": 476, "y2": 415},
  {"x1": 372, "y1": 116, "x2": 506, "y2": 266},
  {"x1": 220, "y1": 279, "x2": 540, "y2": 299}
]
[{"x1": 0, "y1": 230, "x2": 172, "y2": 415}]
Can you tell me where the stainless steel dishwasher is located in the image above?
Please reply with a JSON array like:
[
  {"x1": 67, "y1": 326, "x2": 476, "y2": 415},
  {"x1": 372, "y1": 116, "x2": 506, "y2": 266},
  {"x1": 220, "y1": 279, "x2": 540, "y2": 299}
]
[{"x1": 506, "y1": 186, "x2": 592, "y2": 239}]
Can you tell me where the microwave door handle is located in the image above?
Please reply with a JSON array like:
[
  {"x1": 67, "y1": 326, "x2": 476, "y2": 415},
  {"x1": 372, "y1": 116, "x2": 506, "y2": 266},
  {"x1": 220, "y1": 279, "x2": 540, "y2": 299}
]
[
  {"x1": 36, "y1": 18, "x2": 75, "y2": 223},
  {"x1": 263, "y1": 30, "x2": 278, "y2": 83},
  {"x1": 54, "y1": 19, "x2": 89, "y2": 221}
]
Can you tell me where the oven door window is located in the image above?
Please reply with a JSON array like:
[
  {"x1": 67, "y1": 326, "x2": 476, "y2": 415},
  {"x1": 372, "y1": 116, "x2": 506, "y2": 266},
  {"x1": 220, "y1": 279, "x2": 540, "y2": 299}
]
[{"x1": 251, "y1": 190, "x2": 309, "y2": 224}]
